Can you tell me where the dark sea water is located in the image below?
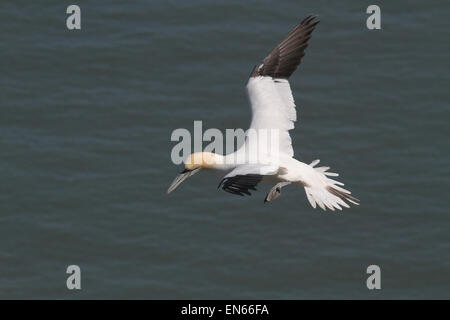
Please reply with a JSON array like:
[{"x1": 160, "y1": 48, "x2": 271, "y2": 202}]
[{"x1": 0, "y1": 1, "x2": 449, "y2": 299}]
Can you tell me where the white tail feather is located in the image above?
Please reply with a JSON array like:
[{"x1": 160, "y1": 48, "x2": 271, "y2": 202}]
[{"x1": 303, "y1": 161, "x2": 359, "y2": 211}]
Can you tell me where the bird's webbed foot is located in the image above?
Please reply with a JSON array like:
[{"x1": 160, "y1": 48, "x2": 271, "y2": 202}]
[{"x1": 264, "y1": 182, "x2": 291, "y2": 203}]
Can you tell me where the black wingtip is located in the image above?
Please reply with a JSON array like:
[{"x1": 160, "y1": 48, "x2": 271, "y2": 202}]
[
  {"x1": 220, "y1": 174, "x2": 262, "y2": 197},
  {"x1": 252, "y1": 14, "x2": 320, "y2": 79}
]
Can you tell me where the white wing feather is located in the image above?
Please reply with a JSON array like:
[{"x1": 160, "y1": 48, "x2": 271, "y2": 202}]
[{"x1": 245, "y1": 76, "x2": 297, "y2": 158}]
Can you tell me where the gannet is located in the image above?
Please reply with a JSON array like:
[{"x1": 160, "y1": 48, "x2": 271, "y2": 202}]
[{"x1": 168, "y1": 15, "x2": 359, "y2": 210}]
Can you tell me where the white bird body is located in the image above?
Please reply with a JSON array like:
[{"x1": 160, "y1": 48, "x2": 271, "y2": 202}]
[{"x1": 168, "y1": 16, "x2": 359, "y2": 210}]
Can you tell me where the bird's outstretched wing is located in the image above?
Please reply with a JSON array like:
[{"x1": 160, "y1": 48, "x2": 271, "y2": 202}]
[{"x1": 244, "y1": 15, "x2": 319, "y2": 158}]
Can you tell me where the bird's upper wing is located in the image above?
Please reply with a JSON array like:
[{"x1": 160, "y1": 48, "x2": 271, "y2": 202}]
[{"x1": 244, "y1": 15, "x2": 319, "y2": 158}]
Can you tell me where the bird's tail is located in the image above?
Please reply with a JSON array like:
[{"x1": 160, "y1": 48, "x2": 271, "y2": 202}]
[{"x1": 303, "y1": 159, "x2": 359, "y2": 211}]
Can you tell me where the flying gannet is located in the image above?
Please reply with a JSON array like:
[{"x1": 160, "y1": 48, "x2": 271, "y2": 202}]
[{"x1": 168, "y1": 15, "x2": 359, "y2": 210}]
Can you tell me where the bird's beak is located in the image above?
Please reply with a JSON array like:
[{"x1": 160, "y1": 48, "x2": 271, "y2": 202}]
[{"x1": 167, "y1": 168, "x2": 201, "y2": 194}]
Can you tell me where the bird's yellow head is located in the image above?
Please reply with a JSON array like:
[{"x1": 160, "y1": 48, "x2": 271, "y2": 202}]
[{"x1": 167, "y1": 152, "x2": 219, "y2": 194}]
